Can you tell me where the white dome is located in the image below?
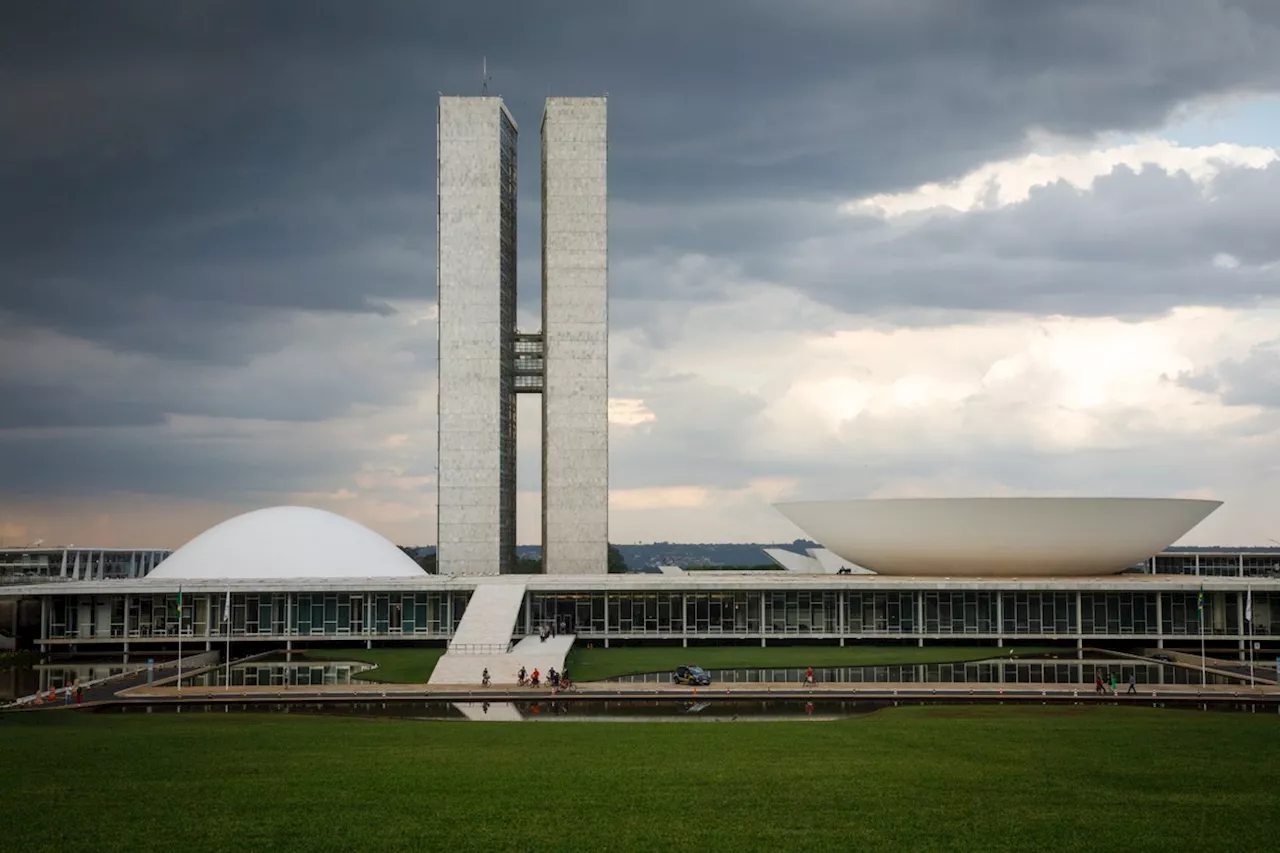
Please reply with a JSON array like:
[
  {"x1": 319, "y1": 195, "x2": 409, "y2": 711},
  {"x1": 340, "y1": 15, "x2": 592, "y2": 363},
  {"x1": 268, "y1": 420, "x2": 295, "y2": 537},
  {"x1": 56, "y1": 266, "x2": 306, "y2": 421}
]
[
  {"x1": 148, "y1": 506, "x2": 425, "y2": 580},
  {"x1": 774, "y1": 498, "x2": 1221, "y2": 577}
]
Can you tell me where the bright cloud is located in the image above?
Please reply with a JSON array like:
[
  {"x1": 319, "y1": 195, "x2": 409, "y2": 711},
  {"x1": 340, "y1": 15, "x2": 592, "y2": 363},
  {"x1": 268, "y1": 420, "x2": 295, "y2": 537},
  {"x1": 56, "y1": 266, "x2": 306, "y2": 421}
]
[{"x1": 844, "y1": 139, "x2": 1278, "y2": 218}]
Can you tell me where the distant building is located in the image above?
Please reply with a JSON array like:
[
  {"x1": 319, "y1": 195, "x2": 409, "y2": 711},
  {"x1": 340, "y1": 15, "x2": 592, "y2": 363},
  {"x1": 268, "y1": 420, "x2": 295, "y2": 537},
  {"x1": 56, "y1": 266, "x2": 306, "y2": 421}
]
[{"x1": 0, "y1": 546, "x2": 169, "y2": 584}]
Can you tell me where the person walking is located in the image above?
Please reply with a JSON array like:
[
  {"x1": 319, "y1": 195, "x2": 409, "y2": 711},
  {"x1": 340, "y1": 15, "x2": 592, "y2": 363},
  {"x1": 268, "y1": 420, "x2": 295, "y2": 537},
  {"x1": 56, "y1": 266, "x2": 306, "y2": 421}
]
[
  {"x1": 1109, "y1": 672, "x2": 1117, "y2": 695},
  {"x1": 1126, "y1": 674, "x2": 1136, "y2": 695},
  {"x1": 1094, "y1": 672, "x2": 1105, "y2": 694},
  {"x1": 804, "y1": 666, "x2": 815, "y2": 686}
]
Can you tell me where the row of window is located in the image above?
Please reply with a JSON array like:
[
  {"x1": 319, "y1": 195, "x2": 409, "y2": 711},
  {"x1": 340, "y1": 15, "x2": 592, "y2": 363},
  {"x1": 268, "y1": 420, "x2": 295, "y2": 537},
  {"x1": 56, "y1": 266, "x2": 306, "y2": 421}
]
[
  {"x1": 45, "y1": 592, "x2": 470, "y2": 640},
  {"x1": 40, "y1": 589, "x2": 1280, "y2": 640},
  {"x1": 1150, "y1": 554, "x2": 1280, "y2": 577},
  {"x1": 529, "y1": 590, "x2": 1279, "y2": 637}
]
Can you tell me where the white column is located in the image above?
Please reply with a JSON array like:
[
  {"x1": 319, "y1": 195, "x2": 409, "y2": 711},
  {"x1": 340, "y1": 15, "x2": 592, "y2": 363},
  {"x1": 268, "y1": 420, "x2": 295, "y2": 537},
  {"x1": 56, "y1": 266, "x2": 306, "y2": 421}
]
[
  {"x1": 1075, "y1": 590, "x2": 1084, "y2": 659},
  {"x1": 1156, "y1": 592, "x2": 1164, "y2": 649},
  {"x1": 996, "y1": 592, "x2": 1004, "y2": 647},
  {"x1": 1238, "y1": 592, "x2": 1246, "y2": 661},
  {"x1": 837, "y1": 589, "x2": 845, "y2": 647},
  {"x1": 916, "y1": 591, "x2": 924, "y2": 647}
]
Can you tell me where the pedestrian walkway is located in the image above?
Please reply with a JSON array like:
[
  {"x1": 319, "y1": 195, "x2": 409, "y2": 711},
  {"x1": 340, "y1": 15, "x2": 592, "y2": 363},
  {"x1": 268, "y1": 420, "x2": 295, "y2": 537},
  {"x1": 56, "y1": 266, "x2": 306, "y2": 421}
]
[
  {"x1": 446, "y1": 583, "x2": 526, "y2": 652},
  {"x1": 429, "y1": 633, "x2": 575, "y2": 686},
  {"x1": 430, "y1": 583, "x2": 536, "y2": 686}
]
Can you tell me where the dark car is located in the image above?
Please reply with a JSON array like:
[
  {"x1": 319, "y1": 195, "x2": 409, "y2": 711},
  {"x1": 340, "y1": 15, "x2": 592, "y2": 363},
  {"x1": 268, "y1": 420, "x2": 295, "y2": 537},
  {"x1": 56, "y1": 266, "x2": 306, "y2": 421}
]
[
  {"x1": 673, "y1": 664, "x2": 711, "y2": 686},
  {"x1": 1151, "y1": 653, "x2": 1175, "y2": 663}
]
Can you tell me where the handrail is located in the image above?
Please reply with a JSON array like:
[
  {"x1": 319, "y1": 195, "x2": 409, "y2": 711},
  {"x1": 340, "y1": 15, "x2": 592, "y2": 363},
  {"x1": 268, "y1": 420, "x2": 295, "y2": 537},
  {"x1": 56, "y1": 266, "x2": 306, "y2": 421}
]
[{"x1": 446, "y1": 642, "x2": 514, "y2": 655}]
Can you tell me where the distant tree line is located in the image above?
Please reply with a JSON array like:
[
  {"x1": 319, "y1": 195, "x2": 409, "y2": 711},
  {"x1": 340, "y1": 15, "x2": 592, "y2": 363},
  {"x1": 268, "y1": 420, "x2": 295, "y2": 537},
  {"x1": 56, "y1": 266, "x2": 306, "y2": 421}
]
[
  {"x1": 682, "y1": 564, "x2": 782, "y2": 571},
  {"x1": 400, "y1": 545, "x2": 630, "y2": 574}
]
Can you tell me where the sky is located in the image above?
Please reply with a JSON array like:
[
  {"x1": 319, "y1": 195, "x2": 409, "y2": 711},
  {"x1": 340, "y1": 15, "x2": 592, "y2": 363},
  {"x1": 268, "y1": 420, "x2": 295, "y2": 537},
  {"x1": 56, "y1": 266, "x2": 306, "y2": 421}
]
[{"x1": 3, "y1": 0, "x2": 1280, "y2": 549}]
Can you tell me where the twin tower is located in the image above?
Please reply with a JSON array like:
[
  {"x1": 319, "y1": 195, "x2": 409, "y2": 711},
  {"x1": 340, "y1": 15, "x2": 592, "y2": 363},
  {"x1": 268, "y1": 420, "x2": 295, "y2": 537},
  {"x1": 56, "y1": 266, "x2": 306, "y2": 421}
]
[{"x1": 436, "y1": 95, "x2": 608, "y2": 575}]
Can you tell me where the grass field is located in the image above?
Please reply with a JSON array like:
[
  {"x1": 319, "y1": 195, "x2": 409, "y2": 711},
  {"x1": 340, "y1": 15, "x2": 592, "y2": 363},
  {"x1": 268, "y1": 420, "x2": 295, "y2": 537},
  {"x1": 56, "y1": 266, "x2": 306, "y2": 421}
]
[
  {"x1": 301, "y1": 646, "x2": 444, "y2": 682},
  {"x1": 1, "y1": 706, "x2": 1276, "y2": 852},
  {"x1": 566, "y1": 644, "x2": 1066, "y2": 681}
]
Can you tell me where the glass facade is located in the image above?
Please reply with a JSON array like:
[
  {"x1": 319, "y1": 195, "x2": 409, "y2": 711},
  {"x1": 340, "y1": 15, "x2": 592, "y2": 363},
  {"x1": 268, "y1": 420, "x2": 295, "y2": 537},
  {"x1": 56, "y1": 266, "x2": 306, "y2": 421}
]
[
  {"x1": 1149, "y1": 551, "x2": 1280, "y2": 578},
  {"x1": 34, "y1": 586, "x2": 1279, "y2": 645},
  {"x1": 497, "y1": 107, "x2": 518, "y2": 576},
  {"x1": 43, "y1": 591, "x2": 468, "y2": 641},
  {"x1": 525, "y1": 588, "x2": 1276, "y2": 641}
]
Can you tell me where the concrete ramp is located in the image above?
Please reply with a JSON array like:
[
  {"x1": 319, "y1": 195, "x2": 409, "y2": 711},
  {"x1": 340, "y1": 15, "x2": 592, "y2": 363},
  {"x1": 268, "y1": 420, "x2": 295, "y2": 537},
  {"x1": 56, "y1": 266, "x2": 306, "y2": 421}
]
[
  {"x1": 429, "y1": 583, "x2": 526, "y2": 686},
  {"x1": 447, "y1": 583, "x2": 526, "y2": 651},
  {"x1": 763, "y1": 548, "x2": 821, "y2": 572},
  {"x1": 430, "y1": 584, "x2": 576, "y2": 686},
  {"x1": 429, "y1": 633, "x2": 575, "y2": 686},
  {"x1": 508, "y1": 634, "x2": 575, "y2": 676}
]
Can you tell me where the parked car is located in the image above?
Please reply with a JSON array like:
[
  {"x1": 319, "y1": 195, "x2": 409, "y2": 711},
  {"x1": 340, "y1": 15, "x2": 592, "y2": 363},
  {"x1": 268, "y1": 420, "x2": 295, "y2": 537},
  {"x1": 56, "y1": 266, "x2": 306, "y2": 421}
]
[
  {"x1": 673, "y1": 664, "x2": 711, "y2": 686},
  {"x1": 1151, "y1": 653, "x2": 1174, "y2": 663}
]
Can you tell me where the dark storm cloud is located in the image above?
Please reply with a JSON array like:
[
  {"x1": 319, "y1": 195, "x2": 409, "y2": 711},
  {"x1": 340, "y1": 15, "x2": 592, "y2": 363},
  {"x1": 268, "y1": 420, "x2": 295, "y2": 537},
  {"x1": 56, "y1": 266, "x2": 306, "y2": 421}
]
[
  {"x1": 608, "y1": 161, "x2": 1280, "y2": 326},
  {"x1": 0, "y1": 424, "x2": 368, "y2": 499},
  {"x1": 5, "y1": 0, "x2": 1280, "y2": 509},
  {"x1": 0, "y1": 312, "x2": 434, "y2": 428},
  {"x1": 7, "y1": 0, "x2": 1280, "y2": 351}
]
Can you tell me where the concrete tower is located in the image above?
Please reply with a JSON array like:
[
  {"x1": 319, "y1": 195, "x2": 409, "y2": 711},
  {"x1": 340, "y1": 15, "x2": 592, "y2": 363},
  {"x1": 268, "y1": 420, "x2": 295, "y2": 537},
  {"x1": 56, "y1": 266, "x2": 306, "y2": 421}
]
[
  {"x1": 540, "y1": 97, "x2": 609, "y2": 574},
  {"x1": 435, "y1": 96, "x2": 519, "y2": 575},
  {"x1": 435, "y1": 94, "x2": 607, "y2": 575}
]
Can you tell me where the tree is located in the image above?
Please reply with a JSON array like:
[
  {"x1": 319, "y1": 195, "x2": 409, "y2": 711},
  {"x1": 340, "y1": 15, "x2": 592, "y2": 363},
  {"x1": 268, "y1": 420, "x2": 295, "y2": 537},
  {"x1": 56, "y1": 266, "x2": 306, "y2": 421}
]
[
  {"x1": 607, "y1": 544, "x2": 628, "y2": 573},
  {"x1": 513, "y1": 556, "x2": 543, "y2": 574}
]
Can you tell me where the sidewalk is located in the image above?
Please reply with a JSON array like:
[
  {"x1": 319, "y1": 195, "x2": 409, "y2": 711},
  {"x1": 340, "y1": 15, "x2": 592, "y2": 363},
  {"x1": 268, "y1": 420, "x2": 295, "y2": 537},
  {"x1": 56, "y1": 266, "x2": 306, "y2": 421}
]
[{"x1": 111, "y1": 678, "x2": 1277, "y2": 703}]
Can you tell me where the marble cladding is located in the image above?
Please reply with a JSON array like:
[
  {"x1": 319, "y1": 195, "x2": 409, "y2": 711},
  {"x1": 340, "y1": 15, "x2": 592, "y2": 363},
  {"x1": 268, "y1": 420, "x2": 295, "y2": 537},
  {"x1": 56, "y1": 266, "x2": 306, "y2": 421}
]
[
  {"x1": 541, "y1": 97, "x2": 609, "y2": 575},
  {"x1": 436, "y1": 97, "x2": 517, "y2": 575}
]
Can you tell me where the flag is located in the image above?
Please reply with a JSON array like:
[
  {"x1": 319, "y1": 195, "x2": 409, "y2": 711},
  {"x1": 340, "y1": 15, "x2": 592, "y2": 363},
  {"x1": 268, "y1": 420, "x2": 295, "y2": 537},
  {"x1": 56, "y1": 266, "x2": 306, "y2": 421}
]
[
  {"x1": 223, "y1": 590, "x2": 232, "y2": 623},
  {"x1": 1245, "y1": 587, "x2": 1252, "y2": 624},
  {"x1": 1196, "y1": 585, "x2": 1204, "y2": 622}
]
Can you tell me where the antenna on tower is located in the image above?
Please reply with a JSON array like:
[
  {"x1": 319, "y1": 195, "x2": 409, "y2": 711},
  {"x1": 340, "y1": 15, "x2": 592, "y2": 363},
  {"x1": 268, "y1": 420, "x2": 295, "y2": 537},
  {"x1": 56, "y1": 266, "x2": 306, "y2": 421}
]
[{"x1": 482, "y1": 57, "x2": 490, "y2": 95}]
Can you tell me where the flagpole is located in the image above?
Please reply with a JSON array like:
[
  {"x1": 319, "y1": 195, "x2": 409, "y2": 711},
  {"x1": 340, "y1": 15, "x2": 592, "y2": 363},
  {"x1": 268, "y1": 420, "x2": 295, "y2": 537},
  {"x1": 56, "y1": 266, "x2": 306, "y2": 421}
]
[
  {"x1": 1198, "y1": 584, "x2": 1205, "y2": 688},
  {"x1": 225, "y1": 589, "x2": 232, "y2": 691},
  {"x1": 177, "y1": 585, "x2": 183, "y2": 695},
  {"x1": 1247, "y1": 585, "x2": 1255, "y2": 688}
]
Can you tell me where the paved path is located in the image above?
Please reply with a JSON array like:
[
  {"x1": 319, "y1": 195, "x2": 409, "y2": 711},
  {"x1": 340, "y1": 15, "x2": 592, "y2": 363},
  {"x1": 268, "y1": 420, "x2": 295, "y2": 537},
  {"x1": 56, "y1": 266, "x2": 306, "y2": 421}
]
[
  {"x1": 106, "y1": 678, "x2": 1278, "y2": 705},
  {"x1": 430, "y1": 633, "x2": 575, "y2": 686}
]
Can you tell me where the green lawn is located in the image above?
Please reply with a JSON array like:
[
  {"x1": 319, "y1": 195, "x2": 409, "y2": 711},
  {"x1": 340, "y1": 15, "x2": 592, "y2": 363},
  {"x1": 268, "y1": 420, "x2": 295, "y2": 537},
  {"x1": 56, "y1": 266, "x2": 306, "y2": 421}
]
[
  {"x1": 566, "y1": 643, "x2": 1067, "y2": 681},
  {"x1": 301, "y1": 646, "x2": 443, "y2": 683},
  {"x1": 2, "y1": 707, "x2": 1276, "y2": 852}
]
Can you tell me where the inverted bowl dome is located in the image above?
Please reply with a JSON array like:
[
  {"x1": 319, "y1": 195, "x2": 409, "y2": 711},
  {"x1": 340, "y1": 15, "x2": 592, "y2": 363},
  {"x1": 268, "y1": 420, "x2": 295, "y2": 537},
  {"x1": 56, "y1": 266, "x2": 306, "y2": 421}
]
[
  {"x1": 773, "y1": 498, "x2": 1221, "y2": 577},
  {"x1": 148, "y1": 506, "x2": 424, "y2": 580}
]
